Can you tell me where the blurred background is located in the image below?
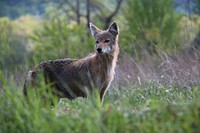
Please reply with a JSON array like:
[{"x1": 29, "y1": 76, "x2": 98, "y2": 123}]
[{"x1": 0, "y1": 0, "x2": 200, "y2": 89}]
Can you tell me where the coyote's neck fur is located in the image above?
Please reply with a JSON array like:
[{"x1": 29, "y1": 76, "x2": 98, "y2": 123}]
[{"x1": 90, "y1": 40, "x2": 119, "y2": 87}]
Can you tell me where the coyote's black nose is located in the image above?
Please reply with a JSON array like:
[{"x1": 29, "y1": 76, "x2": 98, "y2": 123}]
[{"x1": 97, "y1": 48, "x2": 102, "y2": 53}]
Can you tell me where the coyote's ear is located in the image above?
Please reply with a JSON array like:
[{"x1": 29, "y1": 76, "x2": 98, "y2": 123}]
[
  {"x1": 90, "y1": 23, "x2": 100, "y2": 37},
  {"x1": 108, "y1": 22, "x2": 119, "y2": 36}
]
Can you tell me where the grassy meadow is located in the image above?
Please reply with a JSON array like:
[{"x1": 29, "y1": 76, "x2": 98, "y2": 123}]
[{"x1": 0, "y1": 77, "x2": 200, "y2": 133}]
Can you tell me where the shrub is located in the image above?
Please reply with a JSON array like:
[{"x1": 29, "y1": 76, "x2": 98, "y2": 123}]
[{"x1": 122, "y1": 0, "x2": 181, "y2": 55}]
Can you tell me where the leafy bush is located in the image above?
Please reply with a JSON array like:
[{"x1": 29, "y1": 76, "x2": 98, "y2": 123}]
[
  {"x1": 122, "y1": 0, "x2": 181, "y2": 55},
  {"x1": 178, "y1": 15, "x2": 200, "y2": 47},
  {"x1": 0, "y1": 17, "x2": 27, "y2": 73},
  {"x1": 0, "y1": 16, "x2": 41, "y2": 74}
]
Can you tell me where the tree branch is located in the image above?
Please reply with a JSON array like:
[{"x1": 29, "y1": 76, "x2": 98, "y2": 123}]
[{"x1": 104, "y1": 0, "x2": 123, "y2": 29}]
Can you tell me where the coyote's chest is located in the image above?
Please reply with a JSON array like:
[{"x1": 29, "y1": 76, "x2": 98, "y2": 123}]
[{"x1": 90, "y1": 55, "x2": 115, "y2": 89}]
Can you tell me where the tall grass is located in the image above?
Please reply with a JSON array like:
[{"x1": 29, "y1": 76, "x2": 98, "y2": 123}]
[{"x1": 0, "y1": 73, "x2": 200, "y2": 133}]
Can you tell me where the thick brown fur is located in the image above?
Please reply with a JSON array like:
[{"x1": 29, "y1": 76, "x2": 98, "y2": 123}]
[{"x1": 23, "y1": 22, "x2": 119, "y2": 102}]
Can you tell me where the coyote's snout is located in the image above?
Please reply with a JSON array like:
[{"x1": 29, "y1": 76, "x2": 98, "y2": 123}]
[{"x1": 23, "y1": 22, "x2": 119, "y2": 103}]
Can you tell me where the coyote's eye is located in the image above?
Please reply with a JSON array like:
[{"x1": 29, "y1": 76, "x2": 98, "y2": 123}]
[
  {"x1": 95, "y1": 41, "x2": 99, "y2": 44},
  {"x1": 104, "y1": 40, "x2": 110, "y2": 43}
]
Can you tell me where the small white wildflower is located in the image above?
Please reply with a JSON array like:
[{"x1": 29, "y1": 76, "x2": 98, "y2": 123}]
[{"x1": 165, "y1": 89, "x2": 170, "y2": 93}]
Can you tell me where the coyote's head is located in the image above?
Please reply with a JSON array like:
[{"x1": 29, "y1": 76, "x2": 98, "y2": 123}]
[{"x1": 90, "y1": 22, "x2": 119, "y2": 54}]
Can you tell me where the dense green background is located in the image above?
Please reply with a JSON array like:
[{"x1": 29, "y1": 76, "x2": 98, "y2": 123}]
[{"x1": 0, "y1": 0, "x2": 200, "y2": 132}]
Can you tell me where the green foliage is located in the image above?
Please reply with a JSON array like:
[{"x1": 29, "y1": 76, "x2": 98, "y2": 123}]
[
  {"x1": 31, "y1": 18, "x2": 94, "y2": 62},
  {"x1": 123, "y1": 0, "x2": 181, "y2": 54},
  {"x1": 0, "y1": 76, "x2": 200, "y2": 133},
  {"x1": 193, "y1": 0, "x2": 200, "y2": 15},
  {"x1": 0, "y1": 16, "x2": 41, "y2": 73},
  {"x1": 178, "y1": 15, "x2": 200, "y2": 45},
  {"x1": 0, "y1": 17, "x2": 27, "y2": 72}
]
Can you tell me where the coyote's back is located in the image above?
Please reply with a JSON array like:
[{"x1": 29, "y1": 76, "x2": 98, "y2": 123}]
[{"x1": 24, "y1": 21, "x2": 119, "y2": 102}]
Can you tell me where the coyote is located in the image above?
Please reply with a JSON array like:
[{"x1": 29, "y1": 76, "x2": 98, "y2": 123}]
[{"x1": 23, "y1": 22, "x2": 119, "y2": 102}]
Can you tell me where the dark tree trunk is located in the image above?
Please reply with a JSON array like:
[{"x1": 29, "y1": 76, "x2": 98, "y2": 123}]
[
  {"x1": 86, "y1": 0, "x2": 90, "y2": 29},
  {"x1": 76, "y1": 0, "x2": 80, "y2": 25}
]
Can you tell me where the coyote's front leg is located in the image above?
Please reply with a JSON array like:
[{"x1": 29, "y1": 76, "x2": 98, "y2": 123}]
[{"x1": 100, "y1": 82, "x2": 111, "y2": 102}]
